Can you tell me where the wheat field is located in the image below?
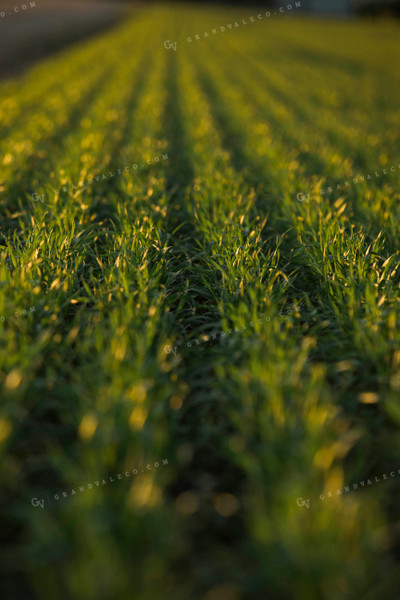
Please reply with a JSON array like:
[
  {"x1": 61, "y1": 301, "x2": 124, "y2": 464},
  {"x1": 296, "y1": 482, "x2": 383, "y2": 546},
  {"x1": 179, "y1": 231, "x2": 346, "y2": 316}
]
[{"x1": 1, "y1": 4, "x2": 400, "y2": 599}]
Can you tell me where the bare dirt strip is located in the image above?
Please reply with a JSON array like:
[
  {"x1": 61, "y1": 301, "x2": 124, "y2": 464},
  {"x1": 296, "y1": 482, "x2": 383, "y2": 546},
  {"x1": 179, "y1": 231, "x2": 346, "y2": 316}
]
[{"x1": 0, "y1": 0, "x2": 132, "y2": 79}]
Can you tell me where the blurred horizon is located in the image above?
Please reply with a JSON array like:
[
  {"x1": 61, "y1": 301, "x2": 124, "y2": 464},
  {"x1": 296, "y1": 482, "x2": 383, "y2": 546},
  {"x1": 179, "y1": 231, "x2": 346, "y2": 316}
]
[{"x1": 83, "y1": 0, "x2": 400, "y2": 15}]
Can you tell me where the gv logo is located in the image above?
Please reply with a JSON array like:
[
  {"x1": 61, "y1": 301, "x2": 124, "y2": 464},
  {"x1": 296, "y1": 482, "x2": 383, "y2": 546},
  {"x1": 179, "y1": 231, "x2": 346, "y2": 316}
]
[
  {"x1": 297, "y1": 193, "x2": 310, "y2": 203},
  {"x1": 31, "y1": 497, "x2": 45, "y2": 509},
  {"x1": 296, "y1": 497, "x2": 310, "y2": 509},
  {"x1": 31, "y1": 193, "x2": 45, "y2": 203},
  {"x1": 164, "y1": 345, "x2": 178, "y2": 356},
  {"x1": 164, "y1": 40, "x2": 177, "y2": 51}
]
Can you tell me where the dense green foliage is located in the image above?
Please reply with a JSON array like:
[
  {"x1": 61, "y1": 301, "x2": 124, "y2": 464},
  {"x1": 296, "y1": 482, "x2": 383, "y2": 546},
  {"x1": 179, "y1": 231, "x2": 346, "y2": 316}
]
[{"x1": 1, "y1": 5, "x2": 400, "y2": 599}]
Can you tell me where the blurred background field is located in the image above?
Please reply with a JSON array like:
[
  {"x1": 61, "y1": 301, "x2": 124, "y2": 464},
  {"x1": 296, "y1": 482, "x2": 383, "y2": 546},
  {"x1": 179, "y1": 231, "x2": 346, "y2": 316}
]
[
  {"x1": 1, "y1": 0, "x2": 399, "y2": 78},
  {"x1": 1, "y1": 2, "x2": 400, "y2": 600}
]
